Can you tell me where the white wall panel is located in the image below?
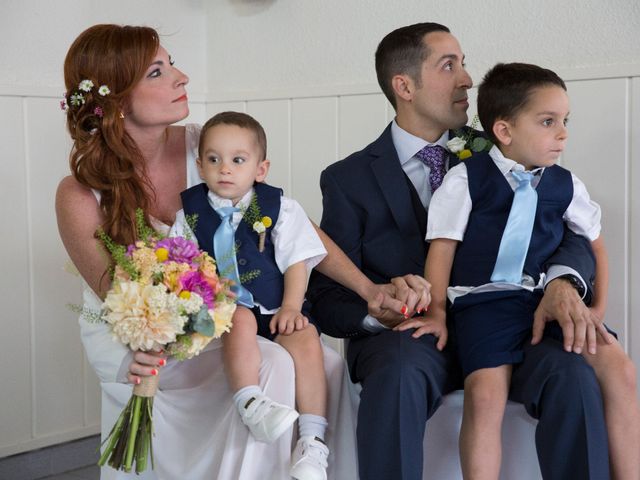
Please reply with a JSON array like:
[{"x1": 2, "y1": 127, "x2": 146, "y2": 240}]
[
  {"x1": 26, "y1": 98, "x2": 86, "y2": 436},
  {"x1": 338, "y1": 94, "x2": 387, "y2": 159},
  {"x1": 247, "y1": 100, "x2": 292, "y2": 195},
  {"x1": 291, "y1": 97, "x2": 338, "y2": 223},
  {"x1": 630, "y1": 78, "x2": 640, "y2": 366},
  {"x1": 564, "y1": 79, "x2": 629, "y2": 342},
  {"x1": 0, "y1": 97, "x2": 32, "y2": 451}
]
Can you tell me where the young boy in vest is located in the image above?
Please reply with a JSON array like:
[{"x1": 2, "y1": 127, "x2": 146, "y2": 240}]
[
  {"x1": 398, "y1": 63, "x2": 640, "y2": 479},
  {"x1": 172, "y1": 112, "x2": 329, "y2": 480}
]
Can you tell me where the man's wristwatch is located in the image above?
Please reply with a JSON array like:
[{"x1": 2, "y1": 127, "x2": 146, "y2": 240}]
[{"x1": 558, "y1": 274, "x2": 586, "y2": 298}]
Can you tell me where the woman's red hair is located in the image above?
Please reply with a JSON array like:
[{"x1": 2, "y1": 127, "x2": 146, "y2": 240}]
[{"x1": 63, "y1": 24, "x2": 159, "y2": 245}]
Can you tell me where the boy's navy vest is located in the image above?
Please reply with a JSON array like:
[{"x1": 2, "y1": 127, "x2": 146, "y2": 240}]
[
  {"x1": 450, "y1": 152, "x2": 573, "y2": 287},
  {"x1": 181, "y1": 182, "x2": 284, "y2": 310}
]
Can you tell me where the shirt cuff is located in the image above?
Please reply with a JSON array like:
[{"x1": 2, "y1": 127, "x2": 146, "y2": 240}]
[
  {"x1": 544, "y1": 265, "x2": 587, "y2": 300},
  {"x1": 362, "y1": 314, "x2": 390, "y2": 333}
]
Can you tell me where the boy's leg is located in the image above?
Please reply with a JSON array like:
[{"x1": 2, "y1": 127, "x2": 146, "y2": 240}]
[
  {"x1": 277, "y1": 326, "x2": 329, "y2": 480},
  {"x1": 226, "y1": 307, "x2": 299, "y2": 443},
  {"x1": 583, "y1": 337, "x2": 640, "y2": 480},
  {"x1": 223, "y1": 306, "x2": 260, "y2": 391},
  {"x1": 276, "y1": 325, "x2": 327, "y2": 417},
  {"x1": 460, "y1": 365, "x2": 511, "y2": 480}
]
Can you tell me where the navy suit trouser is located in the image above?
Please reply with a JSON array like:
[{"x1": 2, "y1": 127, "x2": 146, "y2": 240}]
[
  {"x1": 348, "y1": 329, "x2": 459, "y2": 480},
  {"x1": 350, "y1": 330, "x2": 609, "y2": 480},
  {"x1": 510, "y1": 335, "x2": 610, "y2": 480}
]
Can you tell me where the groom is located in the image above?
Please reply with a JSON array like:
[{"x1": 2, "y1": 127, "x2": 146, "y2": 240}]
[{"x1": 308, "y1": 22, "x2": 609, "y2": 480}]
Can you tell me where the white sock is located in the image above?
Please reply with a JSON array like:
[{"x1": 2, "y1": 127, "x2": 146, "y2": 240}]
[
  {"x1": 298, "y1": 413, "x2": 328, "y2": 441},
  {"x1": 233, "y1": 385, "x2": 263, "y2": 413}
]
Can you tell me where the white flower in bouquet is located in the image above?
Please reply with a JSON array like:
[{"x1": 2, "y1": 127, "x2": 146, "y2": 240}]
[{"x1": 103, "y1": 282, "x2": 185, "y2": 352}]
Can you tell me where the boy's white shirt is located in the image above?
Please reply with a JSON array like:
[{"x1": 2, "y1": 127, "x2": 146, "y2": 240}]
[
  {"x1": 171, "y1": 186, "x2": 327, "y2": 314},
  {"x1": 426, "y1": 145, "x2": 602, "y2": 303}
]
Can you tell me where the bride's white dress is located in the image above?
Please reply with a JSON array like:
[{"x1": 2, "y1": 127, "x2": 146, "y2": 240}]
[{"x1": 79, "y1": 124, "x2": 358, "y2": 480}]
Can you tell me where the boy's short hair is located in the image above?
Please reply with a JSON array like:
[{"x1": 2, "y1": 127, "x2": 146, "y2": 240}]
[
  {"x1": 199, "y1": 111, "x2": 267, "y2": 161},
  {"x1": 375, "y1": 22, "x2": 450, "y2": 110},
  {"x1": 478, "y1": 62, "x2": 567, "y2": 144}
]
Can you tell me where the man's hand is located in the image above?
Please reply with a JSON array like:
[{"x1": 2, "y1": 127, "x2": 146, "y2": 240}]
[
  {"x1": 367, "y1": 290, "x2": 405, "y2": 328},
  {"x1": 393, "y1": 308, "x2": 448, "y2": 350},
  {"x1": 269, "y1": 306, "x2": 309, "y2": 336},
  {"x1": 532, "y1": 278, "x2": 612, "y2": 354}
]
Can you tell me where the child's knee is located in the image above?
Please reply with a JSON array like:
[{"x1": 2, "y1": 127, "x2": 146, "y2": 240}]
[
  {"x1": 464, "y1": 370, "x2": 509, "y2": 415},
  {"x1": 607, "y1": 355, "x2": 637, "y2": 394},
  {"x1": 282, "y1": 326, "x2": 322, "y2": 357}
]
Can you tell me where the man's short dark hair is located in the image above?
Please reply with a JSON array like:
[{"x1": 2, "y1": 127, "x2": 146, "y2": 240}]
[
  {"x1": 375, "y1": 22, "x2": 450, "y2": 110},
  {"x1": 478, "y1": 62, "x2": 567, "y2": 144},
  {"x1": 199, "y1": 111, "x2": 267, "y2": 161}
]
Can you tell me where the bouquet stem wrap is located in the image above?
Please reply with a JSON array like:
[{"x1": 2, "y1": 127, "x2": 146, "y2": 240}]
[{"x1": 98, "y1": 374, "x2": 160, "y2": 473}]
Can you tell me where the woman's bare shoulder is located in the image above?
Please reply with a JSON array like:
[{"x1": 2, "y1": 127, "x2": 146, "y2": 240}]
[{"x1": 56, "y1": 175, "x2": 101, "y2": 227}]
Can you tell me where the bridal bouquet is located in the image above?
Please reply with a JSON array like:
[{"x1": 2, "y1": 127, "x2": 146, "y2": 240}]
[{"x1": 95, "y1": 211, "x2": 236, "y2": 474}]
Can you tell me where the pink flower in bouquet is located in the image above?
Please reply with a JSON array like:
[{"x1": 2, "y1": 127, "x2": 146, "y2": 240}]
[
  {"x1": 179, "y1": 270, "x2": 215, "y2": 308},
  {"x1": 156, "y1": 237, "x2": 200, "y2": 265}
]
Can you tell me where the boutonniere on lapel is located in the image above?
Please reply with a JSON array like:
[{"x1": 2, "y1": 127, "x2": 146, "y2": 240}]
[
  {"x1": 242, "y1": 193, "x2": 273, "y2": 253},
  {"x1": 446, "y1": 115, "x2": 492, "y2": 160}
]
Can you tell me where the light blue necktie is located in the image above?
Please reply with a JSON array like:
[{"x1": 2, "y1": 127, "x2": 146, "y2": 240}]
[
  {"x1": 213, "y1": 206, "x2": 254, "y2": 307},
  {"x1": 490, "y1": 170, "x2": 538, "y2": 284}
]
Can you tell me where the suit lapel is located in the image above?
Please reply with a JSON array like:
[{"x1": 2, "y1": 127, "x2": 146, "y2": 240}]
[{"x1": 370, "y1": 126, "x2": 425, "y2": 264}]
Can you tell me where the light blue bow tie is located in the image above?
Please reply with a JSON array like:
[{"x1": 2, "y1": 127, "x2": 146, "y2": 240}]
[
  {"x1": 213, "y1": 206, "x2": 254, "y2": 307},
  {"x1": 490, "y1": 170, "x2": 538, "y2": 284}
]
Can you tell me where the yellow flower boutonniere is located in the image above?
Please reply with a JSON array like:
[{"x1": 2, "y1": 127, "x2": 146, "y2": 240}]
[
  {"x1": 252, "y1": 216, "x2": 273, "y2": 252},
  {"x1": 243, "y1": 194, "x2": 273, "y2": 253},
  {"x1": 447, "y1": 115, "x2": 492, "y2": 160}
]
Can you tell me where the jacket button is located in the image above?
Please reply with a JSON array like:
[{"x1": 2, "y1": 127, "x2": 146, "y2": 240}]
[{"x1": 238, "y1": 258, "x2": 247, "y2": 266}]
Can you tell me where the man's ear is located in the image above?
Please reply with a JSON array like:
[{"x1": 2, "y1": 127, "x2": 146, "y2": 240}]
[
  {"x1": 391, "y1": 74, "x2": 414, "y2": 103},
  {"x1": 493, "y1": 120, "x2": 513, "y2": 146},
  {"x1": 255, "y1": 159, "x2": 270, "y2": 183}
]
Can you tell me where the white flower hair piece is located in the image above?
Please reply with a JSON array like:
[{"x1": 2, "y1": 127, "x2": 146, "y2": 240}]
[
  {"x1": 98, "y1": 85, "x2": 111, "y2": 96},
  {"x1": 78, "y1": 79, "x2": 94, "y2": 92},
  {"x1": 70, "y1": 93, "x2": 85, "y2": 107}
]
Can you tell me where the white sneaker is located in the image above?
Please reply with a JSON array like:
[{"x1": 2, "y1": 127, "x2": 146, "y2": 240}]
[
  {"x1": 239, "y1": 395, "x2": 299, "y2": 443},
  {"x1": 290, "y1": 436, "x2": 329, "y2": 480}
]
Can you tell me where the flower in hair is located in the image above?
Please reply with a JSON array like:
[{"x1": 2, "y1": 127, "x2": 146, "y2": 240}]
[
  {"x1": 78, "y1": 79, "x2": 94, "y2": 92},
  {"x1": 98, "y1": 85, "x2": 111, "y2": 96},
  {"x1": 70, "y1": 92, "x2": 85, "y2": 107},
  {"x1": 93, "y1": 106, "x2": 104, "y2": 118},
  {"x1": 60, "y1": 97, "x2": 69, "y2": 112}
]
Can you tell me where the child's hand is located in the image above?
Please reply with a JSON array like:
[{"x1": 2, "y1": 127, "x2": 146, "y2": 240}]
[
  {"x1": 269, "y1": 306, "x2": 309, "y2": 336},
  {"x1": 393, "y1": 309, "x2": 448, "y2": 350}
]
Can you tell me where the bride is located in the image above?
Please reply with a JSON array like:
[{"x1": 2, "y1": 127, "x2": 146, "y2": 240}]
[{"x1": 56, "y1": 24, "x2": 367, "y2": 480}]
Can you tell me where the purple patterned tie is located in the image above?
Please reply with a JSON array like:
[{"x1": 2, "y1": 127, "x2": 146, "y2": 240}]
[{"x1": 416, "y1": 145, "x2": 447, "y2": 192}]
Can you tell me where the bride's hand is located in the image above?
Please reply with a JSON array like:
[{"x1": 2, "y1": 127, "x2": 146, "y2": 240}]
[{"x1": 127, "y1": 350, "x2": 167, "y2": 385}]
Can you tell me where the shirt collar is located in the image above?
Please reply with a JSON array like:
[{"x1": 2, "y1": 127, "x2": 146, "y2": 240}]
[
  {"x1": 391, "y1": 119, "x2": 450, "y2": 166},
  {"x1": 207, "y1": 187, "x2": 254, "y2": 211},
  {"x1": 488, "y1": 145, "x2": 545, "y2": 176}
]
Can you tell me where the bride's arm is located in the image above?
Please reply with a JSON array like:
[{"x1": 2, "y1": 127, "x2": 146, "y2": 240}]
[
  {"x1": 56, "y1": 176, "x2": 163, "y2": 383},
  {"x1": 55, "y1": 175, "x2": 111, "y2": 299}
]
